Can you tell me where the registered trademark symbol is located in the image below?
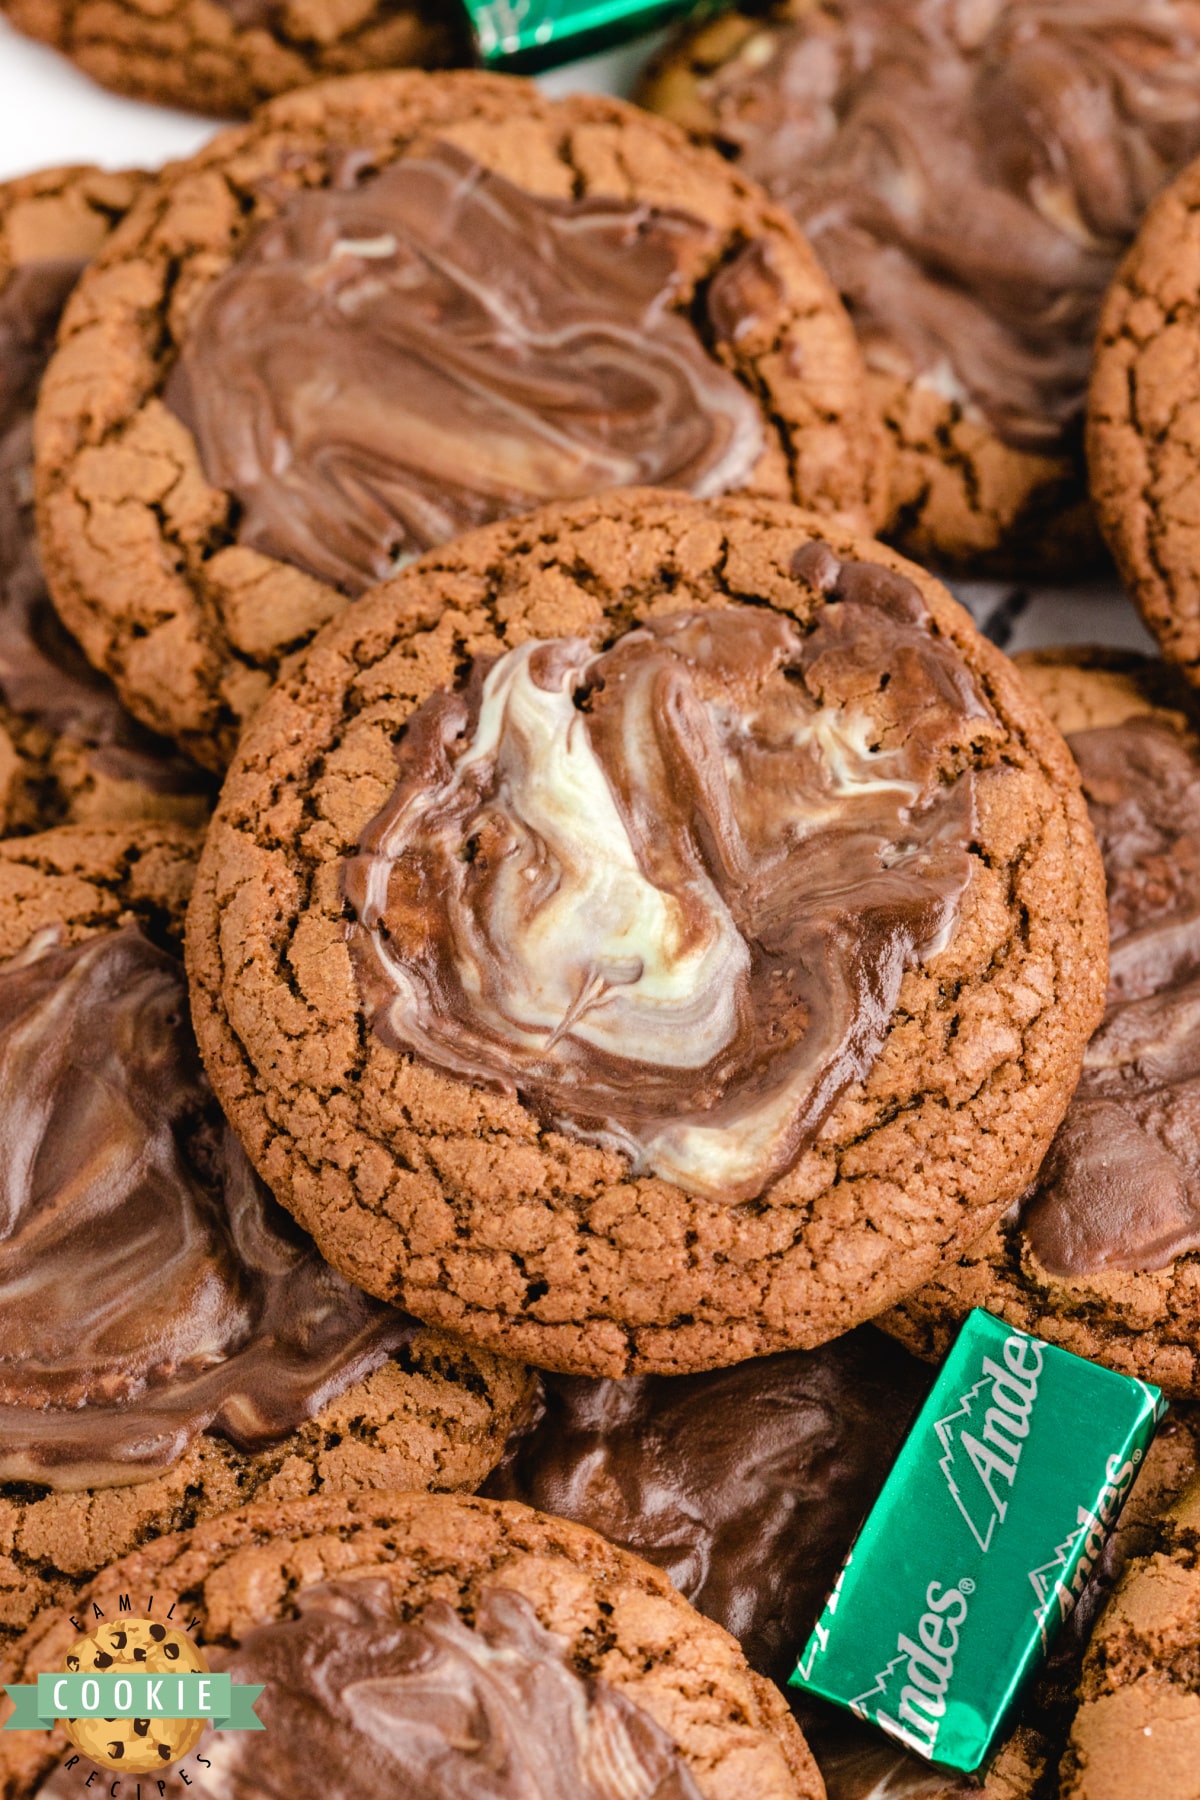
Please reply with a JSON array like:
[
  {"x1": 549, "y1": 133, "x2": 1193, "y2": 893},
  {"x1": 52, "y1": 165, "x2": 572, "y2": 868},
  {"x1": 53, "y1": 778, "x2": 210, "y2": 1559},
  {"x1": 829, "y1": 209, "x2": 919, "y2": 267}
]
[
  {"x1": 1133, "y1": 1449, "x2": 1143, "y2": 1463},
  {"x1": 958, "y1": 1578, "x2": 976, "y2": 1594}
]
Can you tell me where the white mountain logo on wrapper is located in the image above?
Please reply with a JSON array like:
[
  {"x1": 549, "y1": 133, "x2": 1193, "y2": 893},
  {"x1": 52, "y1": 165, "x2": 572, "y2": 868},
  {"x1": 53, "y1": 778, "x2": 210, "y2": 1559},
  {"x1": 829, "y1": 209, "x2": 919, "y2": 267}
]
[
  {"x1": 850, "y1": 1580, "x2": 972, "y2": 1761},
  {"x1": 1026, "y1": 1448, "x2": 1142, "y2": 1644},
  {"x1": 933, "y1": 1330, "x2": 1044, "y2": 1551}
]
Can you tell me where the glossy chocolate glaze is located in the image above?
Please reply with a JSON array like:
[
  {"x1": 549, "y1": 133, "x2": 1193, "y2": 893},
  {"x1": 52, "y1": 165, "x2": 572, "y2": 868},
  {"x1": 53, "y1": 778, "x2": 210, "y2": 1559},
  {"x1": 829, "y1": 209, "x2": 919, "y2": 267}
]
[
  {"x1": 1022, "y1": 711, "x2": 1200, "y2": 1275},
  {"x1": 168, "y1": 141, "x2": 765, "y2": 595},
  {"x1": 155, "y1": 1580, "x2": 703, "y2": 1800},
  {"x1": 0, "y1": 925, "x2": 417, "y2": 1490},
  {"x1": 692, "y1": 0, "x2": 1200, "y2": 451}
]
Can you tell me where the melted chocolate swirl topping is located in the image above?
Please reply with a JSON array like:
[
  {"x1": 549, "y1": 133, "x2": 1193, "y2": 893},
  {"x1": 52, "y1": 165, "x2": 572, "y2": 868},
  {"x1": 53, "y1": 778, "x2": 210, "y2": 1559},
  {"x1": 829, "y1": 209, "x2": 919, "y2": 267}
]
[
  {"x1": 1022, "y1": 712, "x2": 1200, "y2": 1276},
  {"x1": 168, "y1": 142, "x2": 765, "y2": 596},
  {"x1": 173, "y1": 1580, "x2": 703, "y2": 1800},
  {"x1": 0, "y1": 926, "x2": 416, "y2": 1490},
  {"x1": 695, "y1": 0, "x2": 1200, "y2": 451},
  {"x1": 345, "y1": 555, "x2": 991, "y2": 1203}
]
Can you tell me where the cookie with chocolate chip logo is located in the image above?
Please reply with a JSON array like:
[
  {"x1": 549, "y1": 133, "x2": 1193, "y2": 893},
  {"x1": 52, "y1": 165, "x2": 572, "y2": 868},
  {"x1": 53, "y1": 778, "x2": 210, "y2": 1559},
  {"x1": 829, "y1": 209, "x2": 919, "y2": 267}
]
[{"x1": 61, "y1": 1620, "x2": 208, "y2": 1774}]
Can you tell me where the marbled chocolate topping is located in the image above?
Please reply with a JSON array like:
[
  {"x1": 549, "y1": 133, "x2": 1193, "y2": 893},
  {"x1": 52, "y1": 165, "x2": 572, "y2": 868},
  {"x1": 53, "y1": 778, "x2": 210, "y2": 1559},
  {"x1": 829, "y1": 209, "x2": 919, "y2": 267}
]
[
  {"x1": 0, "y1": 925, "x2": 416, "y2": 1491},
  {"x1": 0, "y1": 260, "x2": 208, "y2": 797},
  {"x1": 692, "y1": 0, "x2": 1200, "y2": 451},
  {"x1": 166, "y1": 141, "x2": 766, "y2": 596},
  {"x1": 1021, "y1": 712, "x2": 1200, "y2": 1275},
  {"x1": 344, "y1": 552, "x2": 991, "y2": 1202},
  {"x1": 160, "y1": 1579, "x2": 703, "y2": 1800}
]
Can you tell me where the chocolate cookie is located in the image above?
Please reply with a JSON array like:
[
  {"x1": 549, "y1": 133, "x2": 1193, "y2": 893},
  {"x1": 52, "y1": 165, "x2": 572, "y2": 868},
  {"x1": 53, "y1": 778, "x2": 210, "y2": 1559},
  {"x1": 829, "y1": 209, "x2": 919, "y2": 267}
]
[
  {"x1": 34, "y1": 70, "x2": 885, "y2": 771},
  {"x1": 0, "y1": 1491, "x2": 823, "y2": 1800},
  {"x1": 484, "y1": 1329, "x2": 1200, "y2": 1800},
  {"x1": 0, "y1": 823, "x2": 531, "y2": 1647},
  {"x1": 0, "y1": 0, "x2": 464, "y2": 117},
  {"x1": 641, "y1": 1, "x2": 1200, "y2": 574},
  {"x1": 186, "y1": 489, "x2": 1107, "y2": 1377},
  {"x1": 1057, "y1": 1468, "x2": 1200, "y2": 1800},
  {"x1": 0, "y1": 166, "x2": 213, "y2": 838},
  {"x1": 1089, "y1": 147, "x2": 1200, "y2": 688},
  {"x1": 885, "y1": 648, "x2": 1200, "y2": 1397}
]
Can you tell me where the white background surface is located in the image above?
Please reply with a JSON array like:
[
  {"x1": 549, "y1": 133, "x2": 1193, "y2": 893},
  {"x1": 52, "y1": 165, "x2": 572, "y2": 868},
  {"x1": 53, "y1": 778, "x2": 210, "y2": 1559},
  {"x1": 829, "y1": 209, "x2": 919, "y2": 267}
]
[
  {"x1": 0, "y1": 15, "x2": 659, "y2": 177},
  {"x1": 0, "y1": 15, "x2": 1157, "y2": 655}
]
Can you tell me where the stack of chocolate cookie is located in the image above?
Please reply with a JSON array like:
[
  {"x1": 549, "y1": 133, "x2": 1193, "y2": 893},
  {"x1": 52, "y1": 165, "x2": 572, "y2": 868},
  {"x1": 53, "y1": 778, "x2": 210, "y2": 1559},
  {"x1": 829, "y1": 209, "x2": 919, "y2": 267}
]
[{"x1": 5, "y1": 21, "x2": 1200, "y2": 1800}]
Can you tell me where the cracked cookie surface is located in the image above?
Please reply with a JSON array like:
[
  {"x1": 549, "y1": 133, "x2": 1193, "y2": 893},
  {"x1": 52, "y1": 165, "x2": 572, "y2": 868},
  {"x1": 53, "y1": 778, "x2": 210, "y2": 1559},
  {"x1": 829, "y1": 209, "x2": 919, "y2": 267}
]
[
  {"x1": 641, "y1": 1, "x2": 1200, "y2": 575},
  {"x1": 33, "y1": 69, "x2": 885, "y2": 772},
  {"x1": 885, "y1": 649, "x2": 1200, "y2": 1396},
  {"x1": 0, "y1": 823, "x2": 531, "y2": 1650},
  {"x1": 0, "y1": 0, "x2": 464, "y2": 117},
  {"x1": 1090, "y1": 153, "x2": 1200, "y2": 686},
  {"x1": 185, "y1": 489, "x2": 1106, "y2": 1377},
  {"x1": 0, "y1": 1491, "x2": 823, "y2": 1800},
  {"x1": 0, "y1": 166, "x2": 213, "y2": 838}
]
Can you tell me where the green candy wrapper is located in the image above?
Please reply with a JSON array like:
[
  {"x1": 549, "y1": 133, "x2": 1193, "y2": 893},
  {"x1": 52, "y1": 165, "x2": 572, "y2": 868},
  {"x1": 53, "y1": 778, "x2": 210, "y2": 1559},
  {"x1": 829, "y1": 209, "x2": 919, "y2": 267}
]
[
  {"x1": 790, "y1": 1308, "x2": 1165, "y2": 1774},
  {"x1": 459, "y1": 0, "x2": 718, "y2": 70}
]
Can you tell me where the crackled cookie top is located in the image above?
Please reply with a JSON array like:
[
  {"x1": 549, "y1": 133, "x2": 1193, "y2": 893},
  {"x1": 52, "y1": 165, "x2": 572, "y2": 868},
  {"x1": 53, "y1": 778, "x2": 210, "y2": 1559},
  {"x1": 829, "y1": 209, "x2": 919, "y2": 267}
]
[
  {"x1": 0, "y1": 922, "x2": 415, "y2": 1491},
  {"x1": 186, "y1": 493, "x2": 1105, "y2": 1375},
  {"x1": 662, "y1": 0, "x2": 1200, "y2": 454},
  {"x1": 345, "y1": 560, "x2": 989, "y2": 1203},
  {"x1": 0, "y1": 169, "x2": 210, "y2": 833},
  {"x1": 168, "y1": 142, "x2": 765, "y2": 595},
  {"x1": 0, "y1": 0, "x2": 464, "y2": 118}
]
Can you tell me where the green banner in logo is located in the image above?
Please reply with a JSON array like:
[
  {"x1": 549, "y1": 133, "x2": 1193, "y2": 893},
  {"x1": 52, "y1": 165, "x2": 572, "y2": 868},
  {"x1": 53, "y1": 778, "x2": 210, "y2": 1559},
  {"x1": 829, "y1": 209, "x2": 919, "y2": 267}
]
[{"x1": 4, "y1": 1673, "x2": 264, "y2": 1732}]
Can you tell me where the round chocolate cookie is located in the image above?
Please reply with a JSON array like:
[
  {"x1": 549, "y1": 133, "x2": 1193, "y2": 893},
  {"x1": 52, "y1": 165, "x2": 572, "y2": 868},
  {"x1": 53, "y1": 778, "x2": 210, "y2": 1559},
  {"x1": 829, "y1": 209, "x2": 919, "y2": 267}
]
[
  {"x1": 186, "y1": 489, "x2": 1107, "y2": 1377},
  {"x1": 885, "y1": 648, "x2": 1200, "y2": 1397},
  {"x1": 34, "y1": 70, "x2": 885, "y2": 772},
  {"x1": 1057, "y1": 1467, "x2": 1200, "y2": 1800},
  {"x1": 490, "y1": 1328, "x2": 1200, "y2": 1800},
  {"x1": 0, "y1": 1491, "x2": 823, "y2": 1800},
  {"x1": 0, "y1": 0, "x2": 465, "y2": 118},
  {"x1": 0, "y1": 824, "x2": 531, "y2": 1648},
  {"x1": 1090, "y1": 148, "x2": 1200, "y2": 688},
  {"x1": 641, "y1": 1, "x2": 1200, "y2": 574},
  {"x1": 0, "y1": 166, "x2": 213, "y2": 838}
]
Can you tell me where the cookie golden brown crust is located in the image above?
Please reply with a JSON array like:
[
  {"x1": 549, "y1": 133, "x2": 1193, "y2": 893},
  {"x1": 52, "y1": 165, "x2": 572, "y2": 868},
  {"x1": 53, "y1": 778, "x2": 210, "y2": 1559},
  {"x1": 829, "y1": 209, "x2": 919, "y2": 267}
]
[
  {"x1": 0, "y1": 165, "x2": 142, "y2": 274},
  {"x1": 0, "y1": 1492, "x2": 824, "y2": 1800},
  {"x1": 33, "y1": 69, "x2": 886, "y2": 773},
  {"x1": 0, "y1": 824, "x2": 533, "y2": 1649},
  {"x1": 0, "y1": 820, "x2": 199, "y2": 954},
  {"x1": 185, "y1": 489, "x2": 1107, "y2": 1377},
  {"x1": 1090, "y1": 153, "x2": 1200, "y2": 685},
  {"x1": 0, "y1": 0, "x2": 464, "y2": 118},
  {"x1": 883, "y1": 649, "x2": 1200, "y2": 1397}
]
